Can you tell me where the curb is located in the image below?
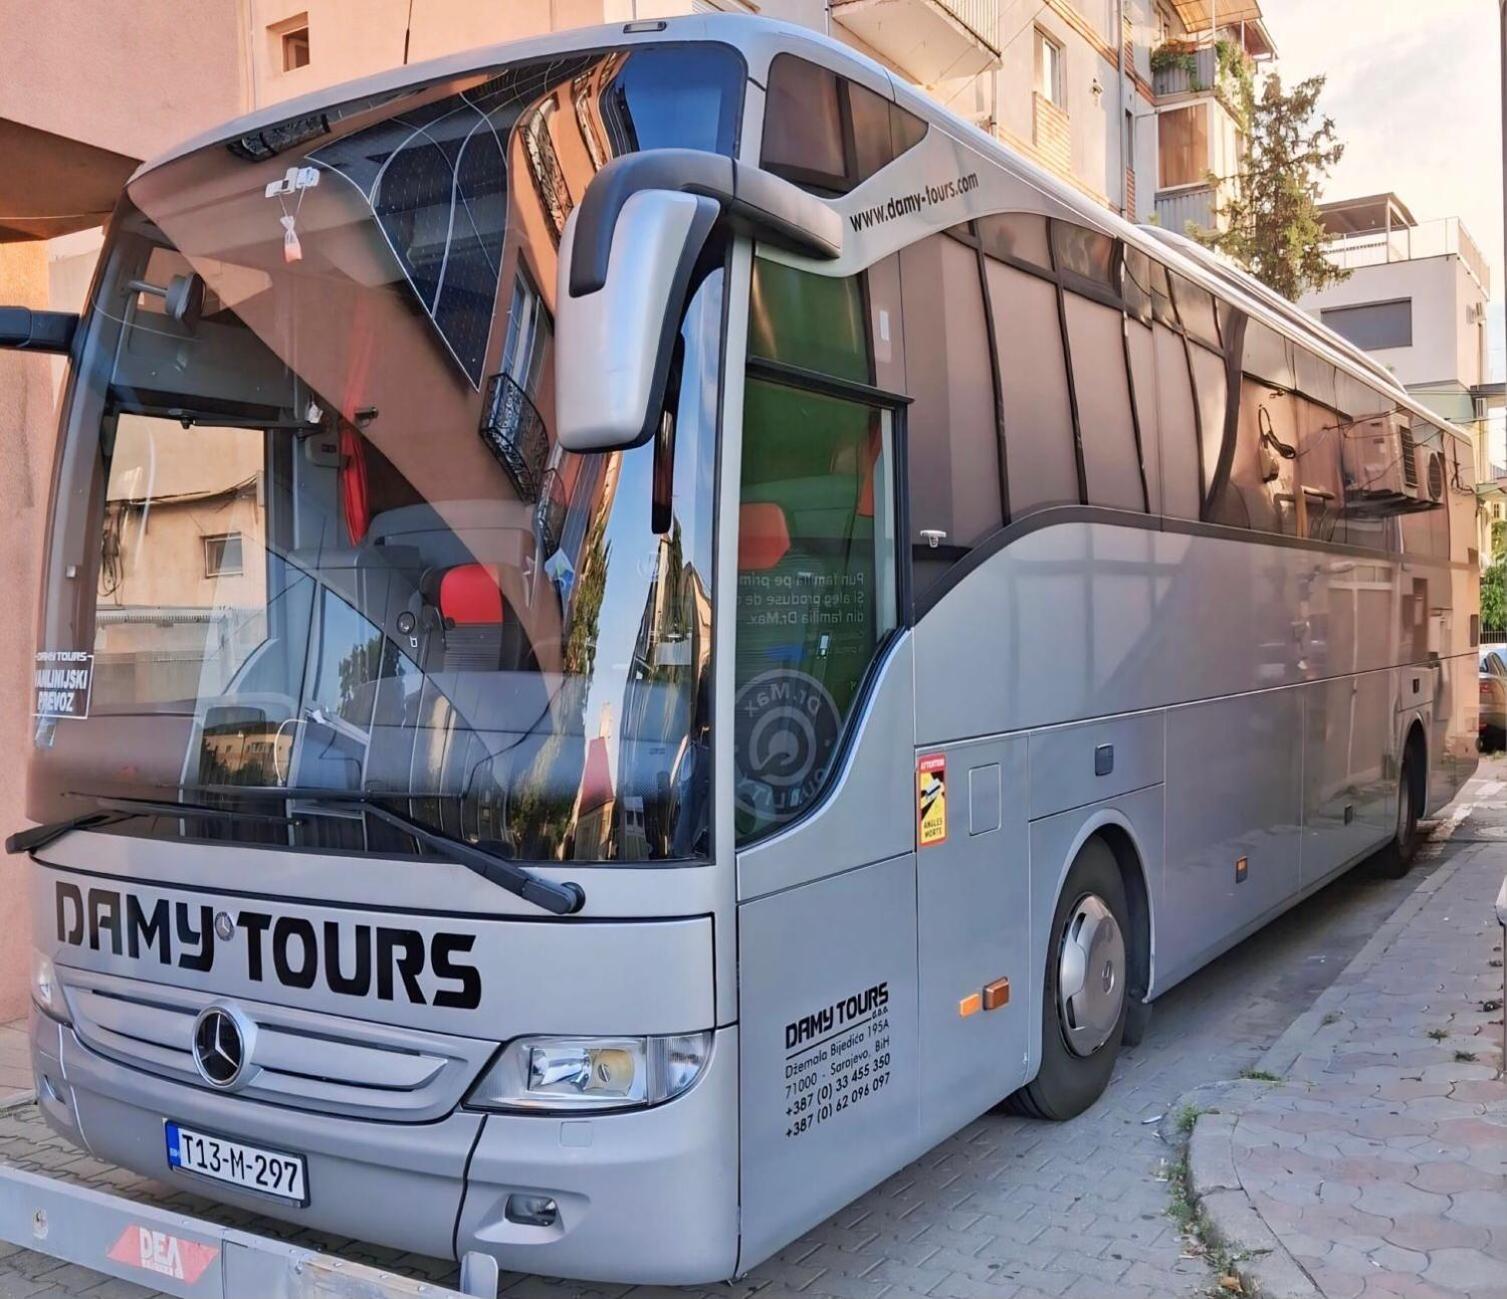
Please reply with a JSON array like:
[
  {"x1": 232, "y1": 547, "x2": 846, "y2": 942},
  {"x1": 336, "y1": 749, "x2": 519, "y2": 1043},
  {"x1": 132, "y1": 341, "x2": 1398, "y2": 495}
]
[{"x1": 1180, "y1": 805, "x2": 1474, "y2": 1299}]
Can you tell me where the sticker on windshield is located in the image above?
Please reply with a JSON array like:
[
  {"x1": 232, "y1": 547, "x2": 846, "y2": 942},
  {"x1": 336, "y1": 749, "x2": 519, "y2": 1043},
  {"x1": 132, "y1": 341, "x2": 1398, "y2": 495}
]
[{"x1": 33, "y1": 650, "x2": 93, "y2": 720}]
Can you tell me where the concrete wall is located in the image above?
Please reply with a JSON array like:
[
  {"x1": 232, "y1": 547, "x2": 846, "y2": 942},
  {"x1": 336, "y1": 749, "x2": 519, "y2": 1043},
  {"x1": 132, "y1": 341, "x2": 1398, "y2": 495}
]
[{"x1": 0, "y1": 243, "x2": 55, "y2": 1020}]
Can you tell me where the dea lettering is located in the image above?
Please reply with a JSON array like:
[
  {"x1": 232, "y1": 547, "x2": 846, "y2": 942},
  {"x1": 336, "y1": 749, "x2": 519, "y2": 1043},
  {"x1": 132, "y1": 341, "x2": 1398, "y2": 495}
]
[{"x1": 734, "y1": 669, "x2": 842, "y2": 821}]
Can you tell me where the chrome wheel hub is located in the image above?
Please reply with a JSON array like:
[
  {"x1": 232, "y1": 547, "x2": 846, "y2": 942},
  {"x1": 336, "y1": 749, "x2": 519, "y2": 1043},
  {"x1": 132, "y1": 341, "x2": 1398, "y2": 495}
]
[{"x1": 1056, "y1": 893, "x2": 1125, "y2": 1057}]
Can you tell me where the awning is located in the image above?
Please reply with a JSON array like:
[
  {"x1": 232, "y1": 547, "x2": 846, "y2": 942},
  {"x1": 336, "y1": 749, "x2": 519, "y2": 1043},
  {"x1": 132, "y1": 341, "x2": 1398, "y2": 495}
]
[
  {"x1": 0, "y1": 119, "x2": 137, "y2": 242},
  {"x1": 1168, "y1": 1, "x2": 1266, "y2": 28}
]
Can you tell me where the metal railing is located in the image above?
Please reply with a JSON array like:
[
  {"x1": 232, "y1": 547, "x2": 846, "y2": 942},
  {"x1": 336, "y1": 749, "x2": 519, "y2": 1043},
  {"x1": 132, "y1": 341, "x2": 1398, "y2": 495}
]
[
  {"x1": 478, "y1": 373, "x2": 550, "y2": 502},
  {"x1": 1154, "y1": 184, "x2": 1220, "y2": 234},
  {"x1": 1322, "y1": 217, "x2": 1491, "y2": 297}
]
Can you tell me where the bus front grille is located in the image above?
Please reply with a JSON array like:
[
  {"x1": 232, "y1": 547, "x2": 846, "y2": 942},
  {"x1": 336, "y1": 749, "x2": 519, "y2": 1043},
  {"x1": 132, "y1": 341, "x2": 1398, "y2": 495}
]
[{"x1": 58, "y1": 966, "x2": 495, "y2": 1122}]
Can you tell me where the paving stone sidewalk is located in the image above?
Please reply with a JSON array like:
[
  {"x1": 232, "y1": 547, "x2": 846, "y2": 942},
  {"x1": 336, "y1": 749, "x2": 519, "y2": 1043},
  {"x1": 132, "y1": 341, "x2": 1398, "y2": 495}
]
[{"x1": 1188, "y1": 810, "x2": 1507, "y2": 1299}]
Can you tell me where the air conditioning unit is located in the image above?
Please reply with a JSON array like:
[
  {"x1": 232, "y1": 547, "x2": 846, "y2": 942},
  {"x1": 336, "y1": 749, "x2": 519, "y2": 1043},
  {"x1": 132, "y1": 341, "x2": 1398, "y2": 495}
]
[{"x1": 1342, "y1": 416, "x2": 1442, "y2": 517}]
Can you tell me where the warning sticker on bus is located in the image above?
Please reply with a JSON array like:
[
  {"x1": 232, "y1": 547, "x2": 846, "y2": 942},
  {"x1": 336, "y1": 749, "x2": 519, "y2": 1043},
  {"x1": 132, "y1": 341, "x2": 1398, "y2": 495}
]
[
  {"x1": 34, "y1": 650, "x2": 93, "y2": 720},
  {"x1": 917, "y1": 754, "x2": 947, "y2": 847}
]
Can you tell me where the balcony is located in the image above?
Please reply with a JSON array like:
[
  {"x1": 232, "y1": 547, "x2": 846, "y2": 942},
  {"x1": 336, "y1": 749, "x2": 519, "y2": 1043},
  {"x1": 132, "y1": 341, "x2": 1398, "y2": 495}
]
[
  {"x1": 831, "y1": 0, "x2": 1000, "y2": 84},
  {"x1": 1155, "y1": 184, "x2": 1220, "y2": 235},
  {"x1": 1321, "y1": 217, "x2": 1491, "y2": 298}
]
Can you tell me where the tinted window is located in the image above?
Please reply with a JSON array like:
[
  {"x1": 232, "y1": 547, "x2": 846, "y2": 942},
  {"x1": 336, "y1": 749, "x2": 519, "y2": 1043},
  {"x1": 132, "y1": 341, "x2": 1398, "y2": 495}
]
[
  {"x1": 761, "y1": 54, "x2": 927, "y2": 194},
  {"x1": 900, "y1": 233, "x2": 1003, "y2": 598},
  {"x1": 1172, "y1": 273, "x2": 1221, "y2": 350},
  {"x1": 1052, "y1": 220, "x2": 1116, "y2": 287},
  {"x1": 986, "y1": 257, "x2": 1080, "y2": 515},
  {"x1": 749, "y1": 258, "x2": 870, "y2": 384},
  {"x1": 1066, "y1": 291, "x2": 1143, "y2": 510},
  {"x1": 976, "y1": 213, "x2": 1052, "y2": 271},
  {"x1": 1153, "y1": 315, "x2": 1200, "y2": 518}
]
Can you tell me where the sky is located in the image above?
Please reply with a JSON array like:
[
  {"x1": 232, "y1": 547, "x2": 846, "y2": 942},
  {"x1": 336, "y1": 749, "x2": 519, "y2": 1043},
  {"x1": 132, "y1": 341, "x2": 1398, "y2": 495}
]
[{"x1": 1259, "y1": 0, "x2": 1505, "y2": 377}]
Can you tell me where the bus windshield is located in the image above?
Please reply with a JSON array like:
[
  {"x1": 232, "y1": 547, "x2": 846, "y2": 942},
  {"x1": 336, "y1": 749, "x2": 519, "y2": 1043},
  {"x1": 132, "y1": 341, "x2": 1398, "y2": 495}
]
[{"x1": 29, "y1": 44, "x2": 744, "y2": 864}]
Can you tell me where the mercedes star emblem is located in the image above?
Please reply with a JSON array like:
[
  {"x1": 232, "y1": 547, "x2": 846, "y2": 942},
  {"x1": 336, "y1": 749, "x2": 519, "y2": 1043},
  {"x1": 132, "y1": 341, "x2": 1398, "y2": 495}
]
[
  {"x1": 190, "y1": 1005, "x2": 256, "y2": 1090},
  {"x1": 213, "y1": 911, "x2": 235, "y2": 941}
]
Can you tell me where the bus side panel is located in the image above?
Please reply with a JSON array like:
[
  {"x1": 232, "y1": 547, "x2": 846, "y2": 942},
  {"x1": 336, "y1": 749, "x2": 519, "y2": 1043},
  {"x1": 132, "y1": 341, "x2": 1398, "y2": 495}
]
[
  {"x1": 1157, "y1": 689, "x2": 1304, "y2": 989},
  {"x1": 736, "y1": 853, "x2": 921, "y2": 1274},
  {"x1": 1300, "y1": 669, "x2": 1397, "y2": 889}
]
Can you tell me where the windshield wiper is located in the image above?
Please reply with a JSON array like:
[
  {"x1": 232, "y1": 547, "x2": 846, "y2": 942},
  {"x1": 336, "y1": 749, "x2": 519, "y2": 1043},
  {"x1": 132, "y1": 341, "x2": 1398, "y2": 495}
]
[
  {"x1": 6, "y1": 796, "x2": 307, "y2": 856},
  {"x1": 182, "y1": 785, "x2": 587, "y2": 917}
]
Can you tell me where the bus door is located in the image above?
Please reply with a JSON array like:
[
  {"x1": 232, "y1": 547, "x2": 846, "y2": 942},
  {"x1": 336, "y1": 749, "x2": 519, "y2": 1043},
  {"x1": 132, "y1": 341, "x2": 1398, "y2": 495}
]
[{"x1": 731, "y1": 331, "x2": 922, "y2": 1265}]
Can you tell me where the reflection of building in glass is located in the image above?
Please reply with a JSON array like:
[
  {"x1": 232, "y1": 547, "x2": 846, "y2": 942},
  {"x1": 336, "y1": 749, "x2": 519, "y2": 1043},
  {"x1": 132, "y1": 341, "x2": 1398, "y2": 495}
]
[{"x1": 93, "y1": 417, "x2": 268, "y2": 708}]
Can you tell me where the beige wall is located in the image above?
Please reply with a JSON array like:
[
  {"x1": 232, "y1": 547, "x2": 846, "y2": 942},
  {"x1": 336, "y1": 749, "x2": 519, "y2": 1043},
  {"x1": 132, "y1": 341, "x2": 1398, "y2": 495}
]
[
  {"x1": 0, "y1": 243, "x2": 55, "y2": 1021},
  {"x1": 0, "y1": 0, "x2": 247, "y2": 162}
]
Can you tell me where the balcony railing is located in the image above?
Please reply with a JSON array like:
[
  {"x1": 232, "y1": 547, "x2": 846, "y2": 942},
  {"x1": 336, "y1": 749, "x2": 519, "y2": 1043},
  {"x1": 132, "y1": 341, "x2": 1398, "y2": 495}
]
[
  {"x1": 830, "y1": 0, "x2": 1000, "y2": 83},
  {"x1": 1155, "y1": 184, "x2": 1220, "y2": 235},
  {"x1": 479, "y1": 372, "x2": 549, "y2": 501},
  {"x1": 1322, "y1": 217, "x2": 1491, "y2": 297}
]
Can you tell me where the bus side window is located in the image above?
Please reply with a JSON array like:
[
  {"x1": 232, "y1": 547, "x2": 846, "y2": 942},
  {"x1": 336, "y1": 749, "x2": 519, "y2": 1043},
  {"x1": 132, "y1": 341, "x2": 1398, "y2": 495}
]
[
  {"x1": 1213, "y1": 320, "x2": 1298, "y2": 535},
  {"x1": 1293, "y1": 351, "x2": 1345, "y2": 544},
  {"x1": 1334, "y1": 373, "x2": 1400, "y2": 553},
  {"x1": 899, "y1": 230, "x2": 1002, "y2": 600},
  {"x1": 760, "y1": 54, "x2": 927, "y2": 195},
  {"x1": 979, "y1": 217, "x2": 1078, "y2": 519},
  {"x1": 1057, "y1": 231, "x2": 1142, "y2": 512},
  {"x1": 1148, "y1": 259, "x2": 1200, "y2": 519},
  {"x1": 737, "y1": 259, "x2": 900, "y2": 844},
  {"x1": 1123, "y1": 248, "x2": 1162, "y2": 514}
]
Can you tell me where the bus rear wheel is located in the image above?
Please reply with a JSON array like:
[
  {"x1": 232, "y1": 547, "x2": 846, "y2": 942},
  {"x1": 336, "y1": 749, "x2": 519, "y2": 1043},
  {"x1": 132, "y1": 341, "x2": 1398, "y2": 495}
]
[
  {"x1": 1010, "y1": 839, "x2": 1129, "y2": 1121},
  {"x1": 1374, "y1": 739, "x2": 1423, "y2": 879}
]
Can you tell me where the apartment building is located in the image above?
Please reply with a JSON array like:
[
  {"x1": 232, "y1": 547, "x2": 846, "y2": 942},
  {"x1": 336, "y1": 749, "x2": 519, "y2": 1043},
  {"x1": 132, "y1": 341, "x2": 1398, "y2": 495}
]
[{"x1": 1299, "y1": 193, "x2": 1502, "y2": 560}]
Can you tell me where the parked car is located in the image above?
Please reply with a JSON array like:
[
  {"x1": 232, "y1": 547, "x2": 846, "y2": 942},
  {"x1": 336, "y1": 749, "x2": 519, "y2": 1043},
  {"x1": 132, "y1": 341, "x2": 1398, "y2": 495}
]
[{"x1": 1480, "y1": 647, "x2": 1507, "y2": 748}]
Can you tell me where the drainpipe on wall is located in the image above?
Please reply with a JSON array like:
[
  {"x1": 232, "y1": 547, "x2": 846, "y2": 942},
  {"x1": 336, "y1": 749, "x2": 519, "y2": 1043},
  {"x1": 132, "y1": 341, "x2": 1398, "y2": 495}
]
[{"x1": 1116, "y1": 0, "x2": 1126, "y2": 217}]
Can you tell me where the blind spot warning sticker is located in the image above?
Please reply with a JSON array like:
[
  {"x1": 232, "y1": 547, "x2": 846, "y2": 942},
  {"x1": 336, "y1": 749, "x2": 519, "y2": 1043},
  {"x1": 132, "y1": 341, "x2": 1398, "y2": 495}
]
[{"x1": 917, "y1": 754, "x2": 947, "y2": 847}]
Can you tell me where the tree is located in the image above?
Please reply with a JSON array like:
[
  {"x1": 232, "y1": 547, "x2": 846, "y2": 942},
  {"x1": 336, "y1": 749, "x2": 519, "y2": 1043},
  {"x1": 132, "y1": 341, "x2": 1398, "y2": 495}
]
[
  {"x1": 1200, "y1": 72, "x2": 1347, "y2": 301},
  {"x1": 1483, "y1": 559, "x2": 1507, "y2": 634}
]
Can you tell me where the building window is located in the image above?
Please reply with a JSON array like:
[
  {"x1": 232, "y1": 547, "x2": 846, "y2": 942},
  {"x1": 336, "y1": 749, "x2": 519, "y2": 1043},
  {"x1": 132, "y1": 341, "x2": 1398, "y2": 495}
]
[
  {"x1": 273, "y1": 15, "x2": 310, "y2": 72},
  {"x1": 1158, "y1": 104, "x2": 1209, "y2": 188},
  {"x1": 204, "y1": 533, "x2": 244, "y2": 578},
  {"x1": 1320, "y1": 299, "x2": 1413, "y2": 352},
  {"x1": 1035, "y1": 30, "x2": 1064, "y2": 108}
]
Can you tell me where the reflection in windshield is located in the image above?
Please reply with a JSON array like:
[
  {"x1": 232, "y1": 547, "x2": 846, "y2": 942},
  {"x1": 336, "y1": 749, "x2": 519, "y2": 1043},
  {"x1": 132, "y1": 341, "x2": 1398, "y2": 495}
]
[{"x1": 31, "y1": 45, "x2": 741, "y2": 864}]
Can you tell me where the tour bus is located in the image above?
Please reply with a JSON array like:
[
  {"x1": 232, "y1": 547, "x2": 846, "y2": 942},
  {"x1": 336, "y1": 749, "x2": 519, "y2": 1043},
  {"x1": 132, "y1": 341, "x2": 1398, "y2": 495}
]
[{"x1": 2, "y1": 12, "x2": 1479, "y2": 1287}]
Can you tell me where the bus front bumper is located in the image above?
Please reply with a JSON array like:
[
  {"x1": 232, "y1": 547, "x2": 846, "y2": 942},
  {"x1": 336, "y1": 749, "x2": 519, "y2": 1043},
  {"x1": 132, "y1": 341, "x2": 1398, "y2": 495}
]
[{"x1": 32, "y1": 1012, "x2": 740, "y2": 1284}]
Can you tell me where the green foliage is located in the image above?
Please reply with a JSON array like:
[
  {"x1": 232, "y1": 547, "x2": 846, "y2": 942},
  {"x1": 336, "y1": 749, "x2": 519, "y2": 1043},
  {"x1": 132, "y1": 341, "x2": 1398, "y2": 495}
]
[
  {"x1": 1199, "y1": 72, "x2": 1348, "y2": 301},
  {"x1": 1491, "y1": 517, "x2": 1506, "y2": 560},
  {"x1": 1150, "y1": 41, "x2": 1199, "y2": 81},
  {"x1": 1213, "y1": 40, "x2": 1253, "y2": 126},
  {"x1": 1482, "y1": 558, "x2": 1507, "y2": 633}
]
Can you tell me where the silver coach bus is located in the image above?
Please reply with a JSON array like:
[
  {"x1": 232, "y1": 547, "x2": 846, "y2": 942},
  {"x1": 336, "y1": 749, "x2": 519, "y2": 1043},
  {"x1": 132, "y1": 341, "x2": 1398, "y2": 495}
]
[{"x1": 3, "y1": 14, "x2": 1478, "y2": 1285}]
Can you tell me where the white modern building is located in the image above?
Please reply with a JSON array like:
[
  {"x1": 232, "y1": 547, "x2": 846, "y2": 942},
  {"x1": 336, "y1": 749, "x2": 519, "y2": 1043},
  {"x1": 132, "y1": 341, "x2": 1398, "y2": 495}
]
[{"x1": 1300, "y1": 193, "x2": 1502, "y2": 560}]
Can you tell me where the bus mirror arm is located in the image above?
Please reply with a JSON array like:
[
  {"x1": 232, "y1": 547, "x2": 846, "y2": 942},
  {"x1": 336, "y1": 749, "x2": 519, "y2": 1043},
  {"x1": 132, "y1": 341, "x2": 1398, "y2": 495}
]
[
  {"x1": 554, "y1": 150, "x2": 842, "y2": 454},
  {"x1": 0, "y1": 306, "x2": 78, "y2": 354},
  {"x1": 566, "y1": 149, "x2": 842, "y2": 299}
]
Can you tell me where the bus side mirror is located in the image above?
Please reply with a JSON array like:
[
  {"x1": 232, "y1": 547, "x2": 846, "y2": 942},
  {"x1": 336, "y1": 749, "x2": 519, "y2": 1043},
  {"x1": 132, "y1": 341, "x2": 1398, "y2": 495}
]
[
  {"x1": 0, "y1": 306, "x2": 77, "y2": 354},
  {"x1": 555, "y1": 190, "x2": 720, "y2": 453},
  {"x1": 554, "y1": 149, "x2": 843, "y2": 454}
]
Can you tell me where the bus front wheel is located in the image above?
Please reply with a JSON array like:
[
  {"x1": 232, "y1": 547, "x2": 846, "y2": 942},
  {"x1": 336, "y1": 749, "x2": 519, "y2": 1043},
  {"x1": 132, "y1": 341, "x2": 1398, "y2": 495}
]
[{"x1": 1011, "y1": 839, "x2": 1129, "y2": 1121}]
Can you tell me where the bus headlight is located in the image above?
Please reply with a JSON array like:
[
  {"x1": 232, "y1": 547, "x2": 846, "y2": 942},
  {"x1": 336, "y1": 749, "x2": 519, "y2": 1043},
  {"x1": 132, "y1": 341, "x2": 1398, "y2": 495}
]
[
  {"x1": 31, "y1": 950, "x2": 68, "y2": 1023},
  {"x1": 469, "y1": 1032, "x2": 712, "y2": 1112}
]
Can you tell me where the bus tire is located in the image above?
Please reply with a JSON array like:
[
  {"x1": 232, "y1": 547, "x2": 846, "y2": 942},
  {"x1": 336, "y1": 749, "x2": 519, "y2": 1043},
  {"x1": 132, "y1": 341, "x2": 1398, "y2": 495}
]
[
  {"x1": 1374, "y1": 736, "x2": 1424, "y2": 880},
  {"x1": 1011, "y1": 838, "x2": 1129, "y2": 1121}
]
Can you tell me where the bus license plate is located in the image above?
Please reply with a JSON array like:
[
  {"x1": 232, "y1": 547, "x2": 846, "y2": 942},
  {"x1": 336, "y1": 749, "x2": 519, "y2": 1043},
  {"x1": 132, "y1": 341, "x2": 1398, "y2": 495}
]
[{"x1": 165, "y1": 1121, "x2": 307, "y2": 1203}]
